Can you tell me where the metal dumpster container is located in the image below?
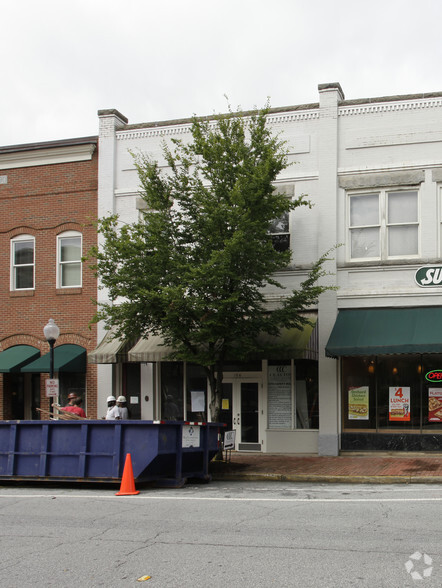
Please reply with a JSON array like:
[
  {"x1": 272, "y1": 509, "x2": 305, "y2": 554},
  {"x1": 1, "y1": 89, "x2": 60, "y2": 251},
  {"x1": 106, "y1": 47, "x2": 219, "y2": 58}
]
[{"x1": 0, "y1": 420, "x2": 223, "y2": 487}]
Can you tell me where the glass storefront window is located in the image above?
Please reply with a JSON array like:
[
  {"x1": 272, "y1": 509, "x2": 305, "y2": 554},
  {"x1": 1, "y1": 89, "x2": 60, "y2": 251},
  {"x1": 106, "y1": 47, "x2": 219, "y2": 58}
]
[
  {"x1": 422, "y1": 354, "x2": 442, "y2": 432},
  {"x1": 268, "y1": 359, "x2": 318, "y2": 430},
  {"x1": 161, "y1": 362, "x2": 183, "y2": 420},
  {"x1": 342, "y1": 354, "x2": 442, "y2": 434},
  {"x1": 377, "y1": 355, "x2": 420, "y2": 430},
  {"x1": 186, "y1": 364, "x2": 208, "y2": 422}
]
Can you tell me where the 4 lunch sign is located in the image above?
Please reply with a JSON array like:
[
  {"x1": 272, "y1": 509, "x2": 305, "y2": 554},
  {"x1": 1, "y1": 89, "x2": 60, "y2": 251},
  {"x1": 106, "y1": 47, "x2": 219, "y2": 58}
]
[{"x1": 389, "y1": 387, "x2": 411, "y2": 421}]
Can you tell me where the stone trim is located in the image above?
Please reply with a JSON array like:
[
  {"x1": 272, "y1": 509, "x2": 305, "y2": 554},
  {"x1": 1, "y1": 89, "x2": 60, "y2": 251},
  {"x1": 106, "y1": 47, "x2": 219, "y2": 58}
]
[{"x1": 339, "y1": 170, "x2": 425, "y2": 189}]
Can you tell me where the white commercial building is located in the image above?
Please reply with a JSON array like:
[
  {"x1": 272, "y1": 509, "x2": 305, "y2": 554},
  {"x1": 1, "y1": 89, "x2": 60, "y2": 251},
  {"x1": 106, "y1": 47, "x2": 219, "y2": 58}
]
[{"x1": 91, "y1": 83, "x2": 442, "y2": 455}]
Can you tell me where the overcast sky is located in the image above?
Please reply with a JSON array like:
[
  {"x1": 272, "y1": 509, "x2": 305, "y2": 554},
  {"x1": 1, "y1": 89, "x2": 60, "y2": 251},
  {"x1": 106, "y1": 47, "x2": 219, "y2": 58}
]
[{"x1": 3, "y1": 0, "x2": 442, "y2": 146}]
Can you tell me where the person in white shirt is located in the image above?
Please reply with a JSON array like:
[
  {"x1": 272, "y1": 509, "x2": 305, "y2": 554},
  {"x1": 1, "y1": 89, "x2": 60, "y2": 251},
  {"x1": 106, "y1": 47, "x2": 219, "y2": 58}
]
[
  {"x1": 117, "y1": 396, "x2": 129, "y2": 419},
  {"x1": 105, "y1": 395, "x2": 121, "y2": 420}
]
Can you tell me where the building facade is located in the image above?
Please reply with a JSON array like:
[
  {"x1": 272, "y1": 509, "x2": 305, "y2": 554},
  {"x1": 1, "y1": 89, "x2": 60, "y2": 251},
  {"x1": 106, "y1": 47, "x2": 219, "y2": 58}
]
[
  {"x1": 0, "y1": 137, "x2": 99, "y2": 419},
  {"x1": 93, "y1": 83, "x2": 442, "y2": 454}
]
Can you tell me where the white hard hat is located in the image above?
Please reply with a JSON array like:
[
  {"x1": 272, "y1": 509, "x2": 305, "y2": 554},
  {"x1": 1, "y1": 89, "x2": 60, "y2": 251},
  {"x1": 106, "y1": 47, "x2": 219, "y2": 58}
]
[
  {"x1": 117, "y1": 396, "x2": 126, "y2": 403},
  {"x1": 107, "y1": 395, "x2": 116, "y2": 402}
]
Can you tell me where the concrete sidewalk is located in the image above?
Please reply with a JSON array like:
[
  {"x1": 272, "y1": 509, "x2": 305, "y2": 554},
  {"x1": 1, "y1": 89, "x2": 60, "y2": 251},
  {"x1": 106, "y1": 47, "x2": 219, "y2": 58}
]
[{"x1": 209, "y1": 452, "x2": 442, "y2": 484}]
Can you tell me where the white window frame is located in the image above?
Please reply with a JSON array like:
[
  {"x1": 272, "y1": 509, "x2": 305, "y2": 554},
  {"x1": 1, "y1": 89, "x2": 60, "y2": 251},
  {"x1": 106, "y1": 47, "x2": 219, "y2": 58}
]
[
  {"x1": 57, "y1": 231, "x2": 82, "y2": 288},
  {"x1": 348, "y1": 188, "x2": 420, "y2": 261},
  {"x1": 11, "y1": 234, "x2": 35, "y2": 290},
  {"x1": 269, "y1": 211, "x2": 290, "y2": 252}
]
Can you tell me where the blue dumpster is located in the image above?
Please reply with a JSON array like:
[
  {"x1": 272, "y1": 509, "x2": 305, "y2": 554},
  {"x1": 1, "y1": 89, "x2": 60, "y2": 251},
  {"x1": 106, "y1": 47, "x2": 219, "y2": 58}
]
[{"x1": 0, "y1": 420, "x2": 224, "y2": 487}]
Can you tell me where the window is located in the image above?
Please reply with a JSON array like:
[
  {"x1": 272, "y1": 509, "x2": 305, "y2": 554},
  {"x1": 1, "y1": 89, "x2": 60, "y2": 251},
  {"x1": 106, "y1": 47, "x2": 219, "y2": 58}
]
[
  {"x1": 269, "y1": 212, "x2": 290, "y2": 252},
  {"x1": 349, "y1": 190, "x2": 418, "y2": 260},
  {"x1": 11, "y1": 235, "x2": 34, "y2": 290},
  {"x1": 267, "y1": 360, "x2": 318, "y2": 430},
  {"x1": 57, "y1": 232, "x2": 82, "y2": 287}
]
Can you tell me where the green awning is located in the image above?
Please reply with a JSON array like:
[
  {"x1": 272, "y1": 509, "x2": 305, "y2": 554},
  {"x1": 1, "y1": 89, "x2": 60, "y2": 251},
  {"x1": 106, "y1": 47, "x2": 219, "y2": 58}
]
[
  {"x1": 326, "y1": 307, "x2": 442, "y2": 358},
  {"x1": 21, "y1": 344, "x2": 86, "y2": 373},
  {"x1": 0, "y1": 345, "x2": 40, "y2": 372}
]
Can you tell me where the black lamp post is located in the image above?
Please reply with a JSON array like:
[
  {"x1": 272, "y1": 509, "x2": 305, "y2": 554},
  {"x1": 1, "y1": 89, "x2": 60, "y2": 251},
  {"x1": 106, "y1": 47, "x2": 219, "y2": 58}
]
[{"x1": 43, "y1": 318, "x2": 60, "y2": 380}]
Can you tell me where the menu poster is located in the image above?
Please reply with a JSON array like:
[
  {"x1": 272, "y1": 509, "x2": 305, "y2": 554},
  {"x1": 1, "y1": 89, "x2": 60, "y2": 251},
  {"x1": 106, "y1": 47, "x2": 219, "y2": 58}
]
[
  {"x1": 348, "y1": 386, "x2": 369, "y2": 420},
  {"x1": 428, "y1": 388, "x2": 442, "y2": 422},
  {"x1": 389, "y1": 387, "x2": 411, "y2": 421}
]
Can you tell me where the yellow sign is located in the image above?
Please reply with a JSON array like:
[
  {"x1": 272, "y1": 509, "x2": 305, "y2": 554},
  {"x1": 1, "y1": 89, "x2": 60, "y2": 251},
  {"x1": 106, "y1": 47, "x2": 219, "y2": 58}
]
[{"x1": 222, "y1": 398, "x2": 229, "y2": 410}]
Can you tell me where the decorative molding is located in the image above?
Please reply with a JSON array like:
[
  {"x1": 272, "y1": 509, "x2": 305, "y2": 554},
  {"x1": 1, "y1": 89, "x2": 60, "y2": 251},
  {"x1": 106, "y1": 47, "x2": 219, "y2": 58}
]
[
  {"x1": 339, "y1": 97, "x2": 442, "y2": 118},
  {"x1": 266, "y1": 111, "x2": 319, "y2": 124},
  {"x1": 117, "y1": 125, "x2": 192, "y2": 141},
  {"x1": 117, "y1": 110, "x2": 319, "y2": 142},
  {"x1": 0, "y1": 144, "x2": 96, "y2": 170}
]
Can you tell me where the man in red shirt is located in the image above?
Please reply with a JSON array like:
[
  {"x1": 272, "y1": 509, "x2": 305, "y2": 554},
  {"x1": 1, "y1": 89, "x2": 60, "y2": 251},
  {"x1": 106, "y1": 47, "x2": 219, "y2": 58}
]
[{"x1": 62, "y1": 393, "x2": 86, "y2": 418}]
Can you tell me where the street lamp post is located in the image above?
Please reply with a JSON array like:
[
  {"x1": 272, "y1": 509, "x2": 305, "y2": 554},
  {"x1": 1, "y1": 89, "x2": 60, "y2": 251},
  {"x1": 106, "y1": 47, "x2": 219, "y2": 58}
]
[
  {"x1": 43, "y1": 318, "x2": 60, "y2": 379},
  {"x1": 43, "y1": 319, "x2": 60, "y2": 412}
]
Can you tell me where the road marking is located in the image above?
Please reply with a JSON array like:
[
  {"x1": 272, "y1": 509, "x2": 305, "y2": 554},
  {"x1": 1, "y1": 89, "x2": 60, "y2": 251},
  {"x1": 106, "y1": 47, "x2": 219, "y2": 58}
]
[{"x1": 0, "y1": 494, "x2": 441, "y2": 503}]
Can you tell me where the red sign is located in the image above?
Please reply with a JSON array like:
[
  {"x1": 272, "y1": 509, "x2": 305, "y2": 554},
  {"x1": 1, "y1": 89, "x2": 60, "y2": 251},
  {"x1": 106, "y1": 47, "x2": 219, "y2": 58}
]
[{"x1": 425, "y1": 370, "x2": 442, "y2": 382}]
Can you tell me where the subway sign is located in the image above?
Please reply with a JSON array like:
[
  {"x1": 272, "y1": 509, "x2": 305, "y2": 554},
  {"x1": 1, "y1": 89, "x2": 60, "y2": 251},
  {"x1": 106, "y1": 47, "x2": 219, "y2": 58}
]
[
  {"x1": 415, "y1": 266, "x2": 442, "y2": 287},
  {"x1": 425, "y1": 370, "x2": 442, "y2": 382}
]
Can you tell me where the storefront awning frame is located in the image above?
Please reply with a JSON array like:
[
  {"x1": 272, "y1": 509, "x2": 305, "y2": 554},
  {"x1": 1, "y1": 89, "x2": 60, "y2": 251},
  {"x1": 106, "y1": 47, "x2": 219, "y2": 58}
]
[
  {"x1": 326, "y1": 307, "x2": 442, "y2": 358},
  {"x1": 21, "y1": 344, "x2": 86, "y2": 373},
  {"x1": 0, "y1": 345, "x2": 40, "y2": 373},
  {"x1": 88, "y1": 329, "x2": 130, "y2": 364}
]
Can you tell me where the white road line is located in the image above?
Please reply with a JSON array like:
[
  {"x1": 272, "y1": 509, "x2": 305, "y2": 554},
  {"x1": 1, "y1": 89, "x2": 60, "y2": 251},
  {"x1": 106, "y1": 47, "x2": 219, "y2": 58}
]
[{"x1": 0, "y1": 494, "x2": 441, "y2": 503}]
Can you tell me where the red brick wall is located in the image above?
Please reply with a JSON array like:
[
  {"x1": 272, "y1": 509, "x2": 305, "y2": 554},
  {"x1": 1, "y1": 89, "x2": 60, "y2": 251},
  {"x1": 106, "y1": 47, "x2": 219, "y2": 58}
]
[{"x1": 0, "y1": 147, "x2": 99, "y2": 418}]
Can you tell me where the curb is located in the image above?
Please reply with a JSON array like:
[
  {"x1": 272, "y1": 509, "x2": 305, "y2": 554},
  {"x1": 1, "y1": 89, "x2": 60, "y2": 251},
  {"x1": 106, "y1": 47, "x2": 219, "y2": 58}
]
[{"x1": 212, "y1": 472, "x2": 442, "y2": 484}]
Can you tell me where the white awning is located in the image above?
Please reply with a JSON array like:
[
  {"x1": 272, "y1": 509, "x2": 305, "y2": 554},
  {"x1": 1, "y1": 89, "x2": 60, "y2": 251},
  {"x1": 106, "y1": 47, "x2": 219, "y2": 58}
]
[
  {"x1": 128, "y1": 335, "x2": 174, "y2": 362},
  {"x1": 88, "y1": 330, "x2": 128, "y2": 364}
]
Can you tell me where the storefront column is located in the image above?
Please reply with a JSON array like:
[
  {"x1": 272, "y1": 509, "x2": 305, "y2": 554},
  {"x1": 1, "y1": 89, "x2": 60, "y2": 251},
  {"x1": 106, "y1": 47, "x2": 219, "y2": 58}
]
[{"x1": 317, "y1": 83, "x2": 343, "y2": 456}]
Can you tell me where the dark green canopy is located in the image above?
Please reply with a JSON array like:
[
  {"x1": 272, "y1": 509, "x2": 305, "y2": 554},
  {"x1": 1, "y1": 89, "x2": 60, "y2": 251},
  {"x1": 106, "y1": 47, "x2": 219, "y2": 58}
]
[
  {"x1": 326, "y1": 307, "x2": 442, "y2": 358},
  {"x1": 21, "y1": 344, "x2": 86, "y2": 373},
  {"x1": 0, "y1": 345, "x2": 40, "y2": 372}
]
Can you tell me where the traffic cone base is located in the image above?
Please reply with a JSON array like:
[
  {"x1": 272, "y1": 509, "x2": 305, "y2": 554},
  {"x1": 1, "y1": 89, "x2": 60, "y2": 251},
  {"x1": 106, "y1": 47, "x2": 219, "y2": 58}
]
[{"x1": 116, "y1": 453, "x2": 140, "y2": 496}]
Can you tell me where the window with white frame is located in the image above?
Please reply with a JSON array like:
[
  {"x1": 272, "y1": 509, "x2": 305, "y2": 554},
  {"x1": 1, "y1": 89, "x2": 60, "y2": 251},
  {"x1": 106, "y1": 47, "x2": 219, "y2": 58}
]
[
  {"x1": 269, "y1": 212, "x2": 290, "y2": 252},
  {"x1": 349, "y1": 189, "x2": 419, "y2": 260},
  {"x1": 11, "y1": 235, "x2": 35, "y2": 290},
  {"x1": 57, "y1": 232, "x2": 82, "y2": 287}
]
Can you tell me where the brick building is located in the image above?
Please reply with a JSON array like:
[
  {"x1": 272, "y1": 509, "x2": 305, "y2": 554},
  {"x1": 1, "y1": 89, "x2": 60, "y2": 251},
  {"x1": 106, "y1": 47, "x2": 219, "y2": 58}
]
[{"x1": 0, "y1": 137, "x2": 98, "y2": 419}]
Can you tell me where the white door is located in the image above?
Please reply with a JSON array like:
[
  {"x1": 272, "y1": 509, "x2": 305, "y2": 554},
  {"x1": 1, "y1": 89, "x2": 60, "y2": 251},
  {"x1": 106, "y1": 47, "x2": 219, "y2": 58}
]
[{"x1": 221, "y1": 379, "x2": 261, "y2": 451}]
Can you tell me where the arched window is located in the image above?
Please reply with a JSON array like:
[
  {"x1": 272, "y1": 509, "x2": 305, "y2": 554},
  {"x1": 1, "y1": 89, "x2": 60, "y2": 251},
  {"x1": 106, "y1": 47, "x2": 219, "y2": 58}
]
[
  {"x1": 57, "y1": 231, "x2": 82, "y2": 288},
  {"x1": 11, "y1": 234, "x2": 35, "y2": 290}
]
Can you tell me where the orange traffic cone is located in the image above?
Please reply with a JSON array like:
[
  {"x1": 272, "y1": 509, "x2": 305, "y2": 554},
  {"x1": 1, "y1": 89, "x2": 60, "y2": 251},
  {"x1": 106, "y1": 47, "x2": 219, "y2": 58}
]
[{"x1": 116, "y1": 453, "x2": 140, "y2": 496}]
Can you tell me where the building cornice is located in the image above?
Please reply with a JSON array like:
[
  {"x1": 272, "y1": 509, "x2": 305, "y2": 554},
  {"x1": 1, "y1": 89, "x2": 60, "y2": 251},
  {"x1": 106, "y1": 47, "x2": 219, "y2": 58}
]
[
  {"x1": 339, "y1": 95, "x2": 442, "y2": 117},
  {"x1": 0, "y1": 140, "x2": 97, "y2": 170}
]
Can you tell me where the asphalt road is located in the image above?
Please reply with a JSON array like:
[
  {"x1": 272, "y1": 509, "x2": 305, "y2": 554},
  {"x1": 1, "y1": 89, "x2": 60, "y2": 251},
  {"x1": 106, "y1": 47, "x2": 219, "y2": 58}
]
[{"x1": 0, "y1": 481, "x2": 441, "y2": 587}]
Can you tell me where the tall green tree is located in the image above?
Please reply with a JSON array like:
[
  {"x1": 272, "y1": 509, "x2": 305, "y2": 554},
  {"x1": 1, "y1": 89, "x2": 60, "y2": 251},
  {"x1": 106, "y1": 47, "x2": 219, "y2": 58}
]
[{"x1": 89, "y1": 105, "x2": 332, "y2": 422}]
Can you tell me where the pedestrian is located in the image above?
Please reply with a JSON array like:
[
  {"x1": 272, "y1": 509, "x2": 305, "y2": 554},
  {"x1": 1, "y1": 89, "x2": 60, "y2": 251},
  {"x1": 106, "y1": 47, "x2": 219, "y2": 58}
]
[
  {"x1": 62, "y1": 392, "x2": 78, "y2": 414},
  {"x1": 105, "y1": 395, "x2": 121, "y2": 420},
  {"x1": 72, "y1": 396, "x2": 87, "y2": 418},
  {"x1": 117, "y1": 396, "x2": 129, "y2": 419},
  {"x1": 163, "y1": 394, "x2": 180, "y2": 420}
]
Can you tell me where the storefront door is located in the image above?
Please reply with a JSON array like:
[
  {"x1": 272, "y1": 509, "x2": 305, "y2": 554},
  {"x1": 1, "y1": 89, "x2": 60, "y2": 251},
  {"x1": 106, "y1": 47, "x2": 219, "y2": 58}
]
[{"x1": 221, "y1": 378, "x2": 261, "y2": 451}]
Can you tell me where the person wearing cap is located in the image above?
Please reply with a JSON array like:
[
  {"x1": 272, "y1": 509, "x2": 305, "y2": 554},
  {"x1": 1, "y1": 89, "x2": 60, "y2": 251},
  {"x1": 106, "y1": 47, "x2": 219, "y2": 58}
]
[
  {"x1": 105, "y1": 395, "x2": 121, "y2": 420},
  {"x1": 60, "y1": 392, "x2": 86, "y2": 419},
  {"x1": 117, "y1": 396, "x2": 129, "y2": 419}
]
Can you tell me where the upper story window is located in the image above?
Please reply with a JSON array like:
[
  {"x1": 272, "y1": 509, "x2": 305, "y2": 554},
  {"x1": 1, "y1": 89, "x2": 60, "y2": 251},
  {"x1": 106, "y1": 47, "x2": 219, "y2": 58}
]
[
  {"x1": 269, "y1": 212, "x2": 290, "y2": 252},
  {"x1": 349, "y1": 190, "x2": 419, "y2": 260},
  {"x1": 11, "y1": 235, "x2": 35, "y2": 290},
  {"x1": 57, "y1": 232, "x2": 82, "y2": 288}
]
